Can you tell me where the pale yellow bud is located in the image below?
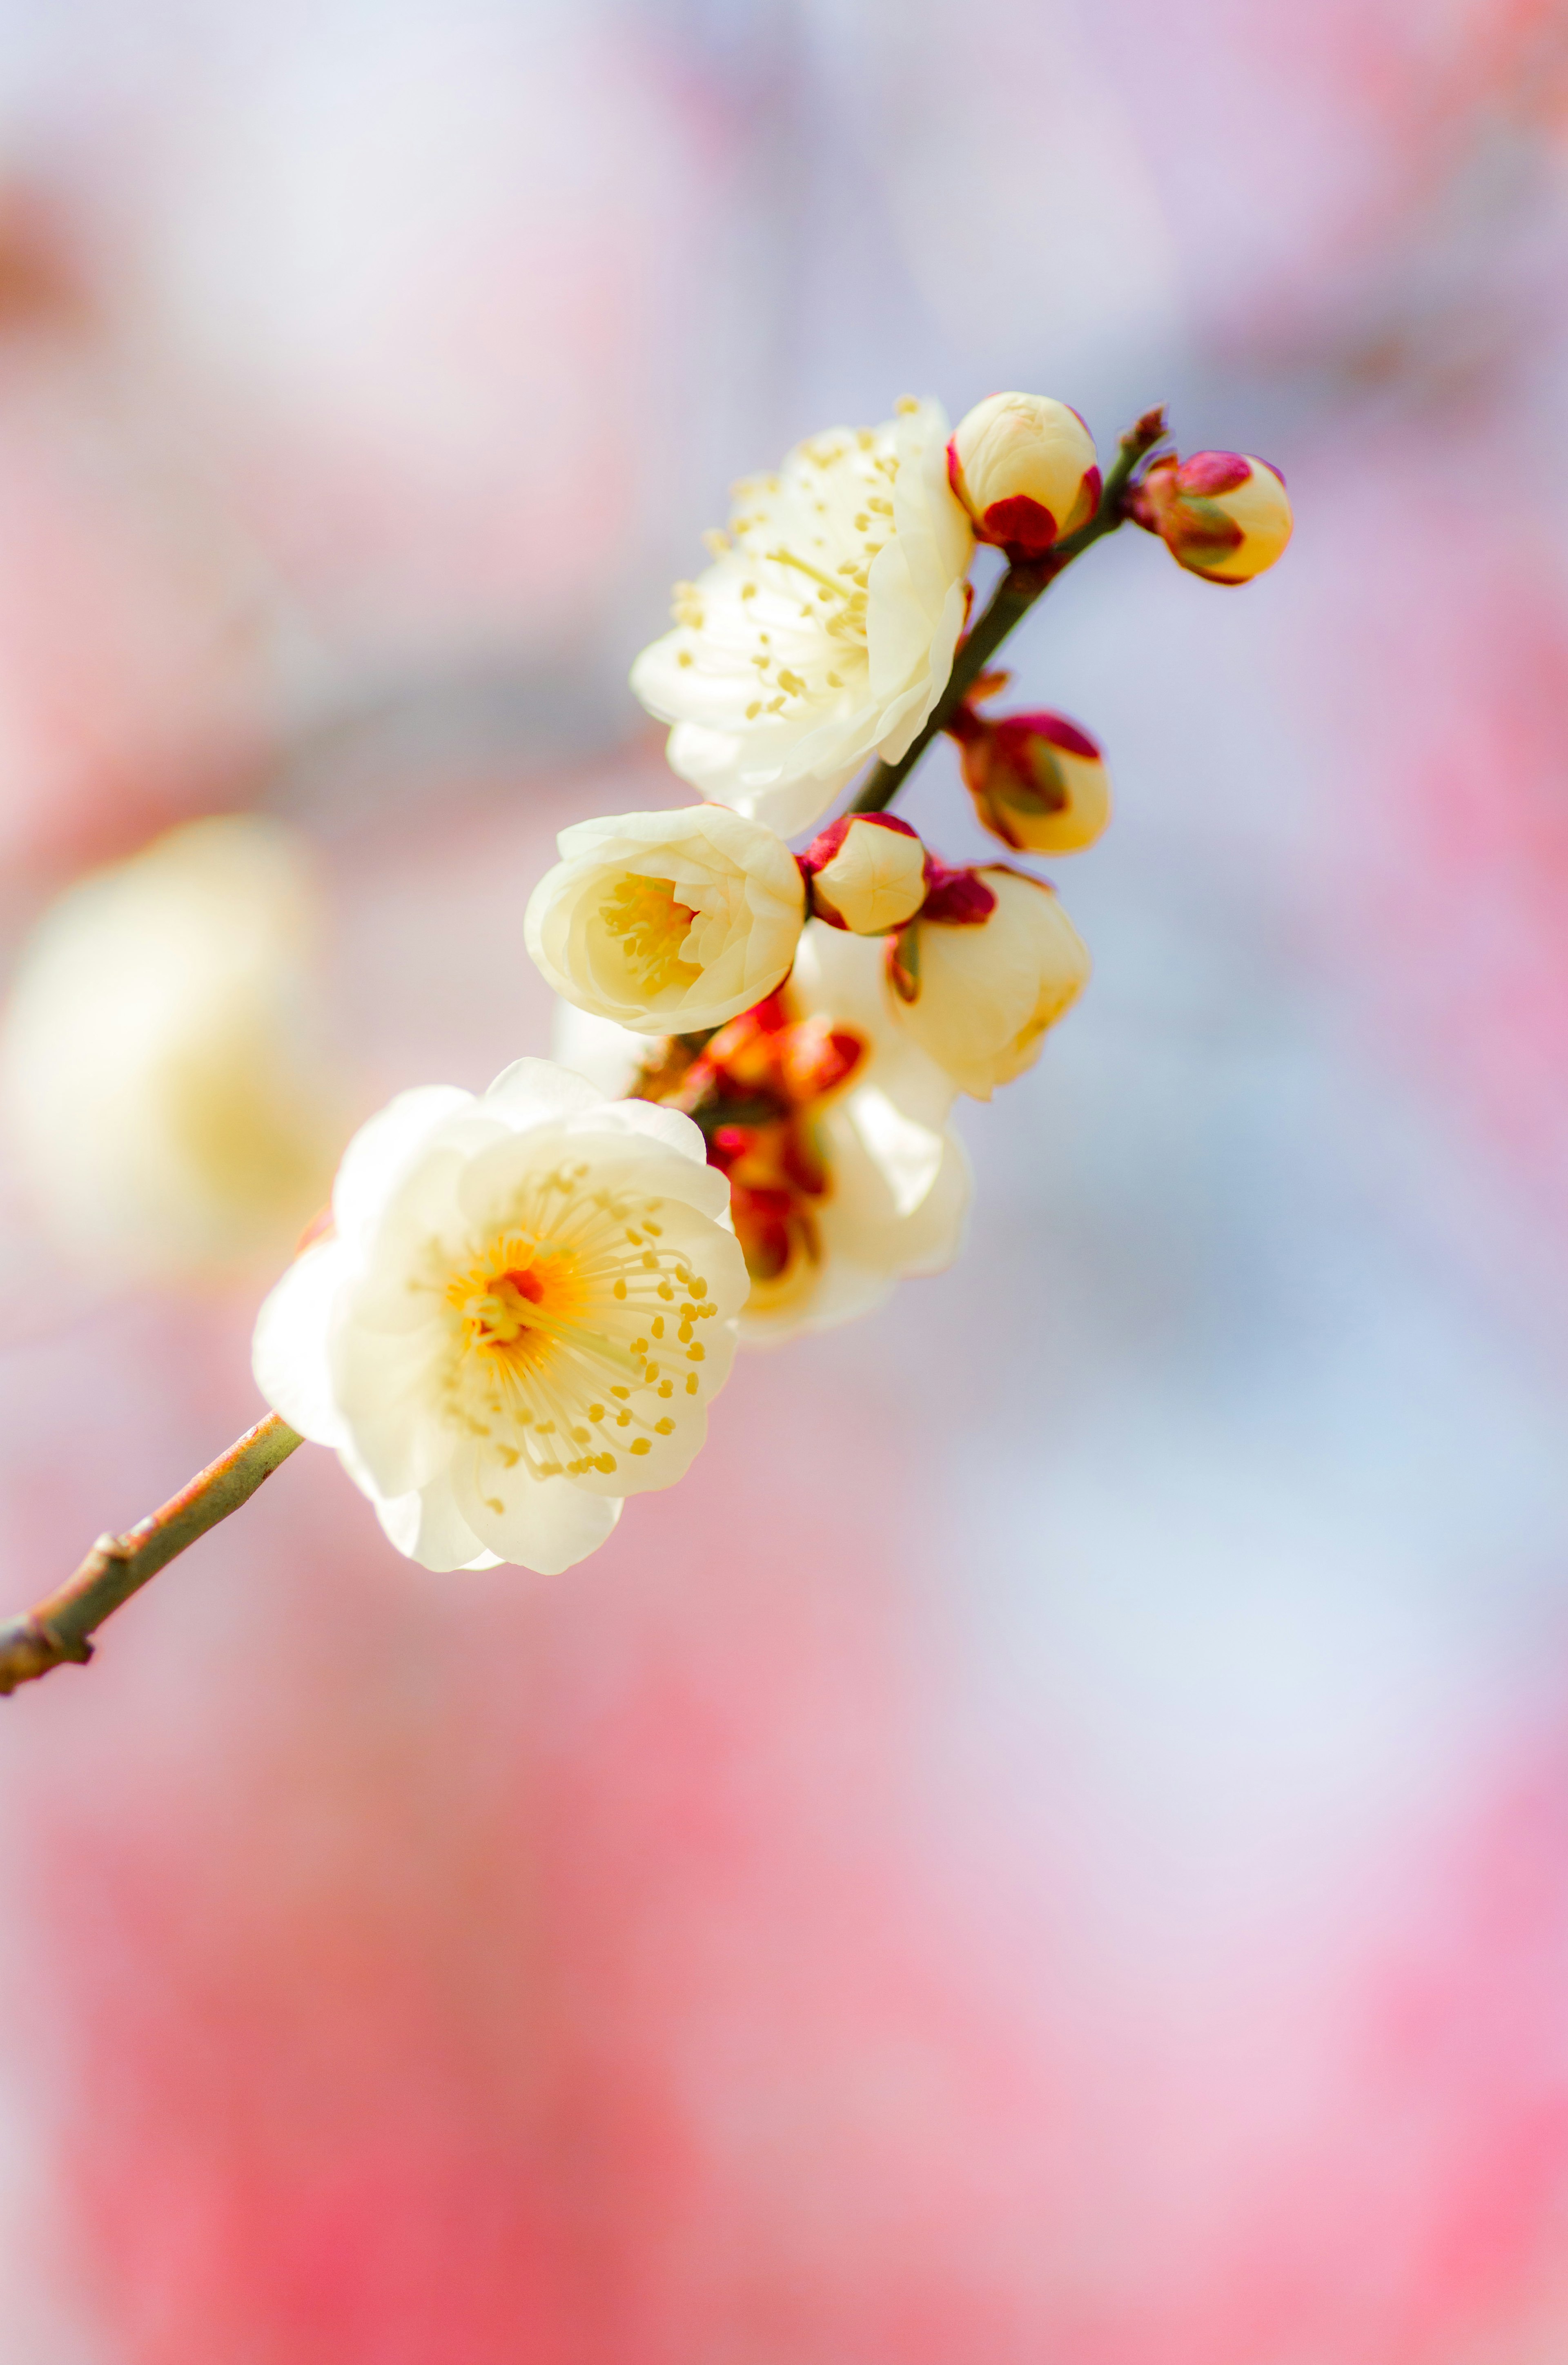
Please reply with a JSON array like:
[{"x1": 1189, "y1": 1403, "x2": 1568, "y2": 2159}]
[
  {"x1": 889, "y1": 867, "x2": 1090, "y2": 1100},
  {"x1": 804, "y1": 814, "x2": 928, "y2": 934},
  {"x1": 947, "y1": 394, "x2": 1101, "y2": 556},
  {"x1": 950, "y1": 709, "x2": 1111, "y2": 855},
  {"x1": 1135, "y1": 452, "x2": 1292, "y2": 584}
]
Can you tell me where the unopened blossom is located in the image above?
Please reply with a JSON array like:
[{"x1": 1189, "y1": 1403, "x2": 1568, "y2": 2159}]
[
  {"x1": 253, "y1": 1060, "x2": 749, "y2": 1573},
  {"x1": 0, "y1": 815, "x2": 348, "y2": 1280},
  {"x1": 1131, "y1": 452, "x2": 1292, "y2": 583},
  {"x1": 630, "y1": 399, "x2": 973, "y2": 839},
  {"x1": 800, "y1": 812, "x2": 928, "y2": 933},
  {"x1": 947, "y1": 393, "x2": 1100, "y2": 556},
  {"x1": 890, "y1": 866, "x2": 1090, "y2": 1100},
  {"x1": 523, "y1": 804, "x2": 805, "y2": 1034},
  {"x1": 555, "y1": 924, "x2": 971, "y2": 1343},
  {"x1": 949, "y1": 706, "x2": 1111, "y2": 854}
]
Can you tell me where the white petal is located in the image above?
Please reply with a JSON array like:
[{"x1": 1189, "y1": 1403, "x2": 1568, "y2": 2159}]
[
  {"x1": 551, "y1": 1001, "x2": 651, "y2": 1098},
  {"x1": 842, "y1": 1085, "x2": 945, "y2": 1218},
  {"x1": 579, "y1": 1096, "x2": 710, "y2": 1167},
  {"x1": 372, "y1": 1469, "x2": 499, "y2": 1572},
  {"x1": 252, "y1": 1239, "x2": 352, "y2": 1448},
  {"x1": 450, "y1": 1448, "x2": 624, "y2": 1574},
  {"x1": 481, "y1": 1057, "x2": 608, "y2": 1127},
  {"x1": 333, "y1": 1085, "x2": 474, "y2": 1248}
]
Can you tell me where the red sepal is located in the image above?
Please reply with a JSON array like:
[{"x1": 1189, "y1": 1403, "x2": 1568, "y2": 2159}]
[
  {"x1": 798, "y1": 810, "x2": 920, "y2": 878},
  {"x1": 978, "y1": 494, "x2": 1058, "y2": 555},
  {"x1": 919, "y1": 862, "x2": 997, "y2": 925}
]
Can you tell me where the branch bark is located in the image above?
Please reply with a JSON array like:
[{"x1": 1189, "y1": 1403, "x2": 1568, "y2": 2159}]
[{"x1": 0, "y1": 1412, "x2": 303, "y2": 1696}]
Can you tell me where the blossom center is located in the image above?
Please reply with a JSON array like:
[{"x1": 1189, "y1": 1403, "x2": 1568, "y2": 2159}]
[
  {"x1": 601, "y1": 875, "x2": 701, "y2": 996},
  {"x1": 429, "y1": 1180, "x2": 722, "y2": 1484}
]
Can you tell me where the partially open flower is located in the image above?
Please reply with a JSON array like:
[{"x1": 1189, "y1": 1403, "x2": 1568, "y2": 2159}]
[
  {"x1": 1132, "y1": 452, "x2": 1292, "y2": 584},
  {"x1": 948, "y1": 707, "x2": 1111, "y2": 854},
  {"x1": 890, "y1": 866, "x2": 1090, "y2": 1099},
  {"x1": 630, "y1": 398, "x2": 973, "y2": 838},
  {"x1": 947, "y1": 393, "x2": 1100, "y2": 556},
  {"x1": 524, "y1": 804, "x2": 805, "y2": 1034},
  {"x1": 0, "y1": 815, "x2": 350, "y2": 1281},
  {"x1": 800, "y1": 812, "x2": 929, "y2": 933},
  {"x1": 253, "y1": 1060, "x2": 749, "y2": 1573}
]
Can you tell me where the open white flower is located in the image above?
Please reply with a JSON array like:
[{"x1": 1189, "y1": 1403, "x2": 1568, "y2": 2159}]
[
  {"x1": 0, "y1": 815, "x2": 349, "y2": 1281},
  {"x1": 252, "y1": 1060, "x2": 749, "y2": 1573},
  {"x1": 523, "y1": 804, "x2": 805, "y2": 1034},
  {"x1": 630, "y1": 398, "x2": 974, "y2": 839},
  {"x1": 891, "y1": 866, "x2": 1090, "y2": 1100}
]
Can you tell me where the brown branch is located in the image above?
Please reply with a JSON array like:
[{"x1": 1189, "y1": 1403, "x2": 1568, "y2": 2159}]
[{"x1": 0, "y1": 1412, "x2": 304, "y2": 1696}]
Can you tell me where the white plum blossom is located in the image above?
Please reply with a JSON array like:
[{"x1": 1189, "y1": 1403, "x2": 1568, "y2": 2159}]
[
  {"x1": 252, "y1": 1060, "x2": 749, "y2": 1573},
  {"x1": 0, "y1": 816, "x2": 349, "y2": 1281},
  {"x1": 630, "y1": 399, "x2": 973, "y2": 839},
  {"x1": 891, "y1": 866, "x2": 1090, "y2": 1100},
  {"x1": 523, "y1": 804, "x2": 805, "y2": 1034}
]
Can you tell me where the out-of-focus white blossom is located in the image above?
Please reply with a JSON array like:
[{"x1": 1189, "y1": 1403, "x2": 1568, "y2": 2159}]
[
  {"x1": 630, "y1": 399, "x2": 973, "y2": 838},
  {"x1": 891, "y1": 866, "x2": 1089, "y2": 1100},
  {"x1": 739, "y1": 923, "x2": 970, "y2": 1341},
  {"x1": 802, "y1": 813, "x2": 929, "y2": 934},
  {"x1": 0, "y1": 816, "x2": 349, "y2": 1280},
  {"x1": 947, "y1": 393, "x2": 1100, "y2": 555},
  {"x1": 1133, "y1": 452, "x2": 1293, "y2": 583},
  {"x1": 554, "y1": 924, "x2": 971, "y2": 1346},
  {"x1": 523, "y1": 804, "x2": 805, "y2": 1034},
  {"x1": 252, "y1": 1059, "x2": 748, "y2": 1574}
]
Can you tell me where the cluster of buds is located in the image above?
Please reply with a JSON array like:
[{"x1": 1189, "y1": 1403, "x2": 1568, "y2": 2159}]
[
  {"x1": 226, "y1": 383, "x2": 1298, "y2": 1584},
  {"x1": 1128, "y1": 450, "x2": 1292, "y2": 584}
]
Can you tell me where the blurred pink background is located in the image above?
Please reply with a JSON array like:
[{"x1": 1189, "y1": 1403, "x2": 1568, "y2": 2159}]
[{"x1": 2, "y1": 0, "x2": 1568, "y2": 2357}]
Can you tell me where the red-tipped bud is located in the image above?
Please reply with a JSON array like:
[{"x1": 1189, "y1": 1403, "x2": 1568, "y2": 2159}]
[
  {"x1": 798, "y1": 812, "x2": 928, "y2": 934},
  {"x1": 947, "y1": 393, "x2": 1100, "y2": 557},
  {"x1": 1131, "y1": 452, "x2": 1292, "y2": 584},
  {"x1": 947, "y1": 707, "x2": 1110, "y2": 855}
]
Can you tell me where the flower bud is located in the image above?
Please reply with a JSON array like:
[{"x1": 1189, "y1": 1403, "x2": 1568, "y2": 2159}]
[
  {"x1": 1133, "y1": 452, "x2": 1292, "y2": 584},
  {"x1": 949, "y1": 707, "x2": 1110, "y2": 855},
  {"x1": 889, "y1": 866, "x2": 1089, "y2": 1100},
  {"x1": 947, "y1": 393, "x2": 1100, "y2": 556},
  {"x1": 800, "y1": 813, "x2": 928, "y2": 933},
  {"x1": 524, "y1": 804, "x2": 805, "y2": 1034}
]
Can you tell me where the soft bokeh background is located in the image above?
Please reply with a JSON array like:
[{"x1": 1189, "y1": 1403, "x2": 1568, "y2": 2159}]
[{"x1": 0, "y1": 0, "x2": 1566, "y2": 2356}]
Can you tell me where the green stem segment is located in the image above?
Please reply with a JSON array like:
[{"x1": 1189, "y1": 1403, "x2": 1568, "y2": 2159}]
[
  {"x1": 848, "y1": 406, "x2": 1167, "y2": 817},
  {"x1": 0, "y1": 1412, "x2": 303, "y2": 1696}
]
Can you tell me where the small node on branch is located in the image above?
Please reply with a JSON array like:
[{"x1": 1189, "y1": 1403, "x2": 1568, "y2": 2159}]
[
  {"x1": 0, "y1": 1615, "x2": 91, "y2": 1693},
  {"x1": 1127, "y1": 403, "x2": 1171, "y2": 457}
]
